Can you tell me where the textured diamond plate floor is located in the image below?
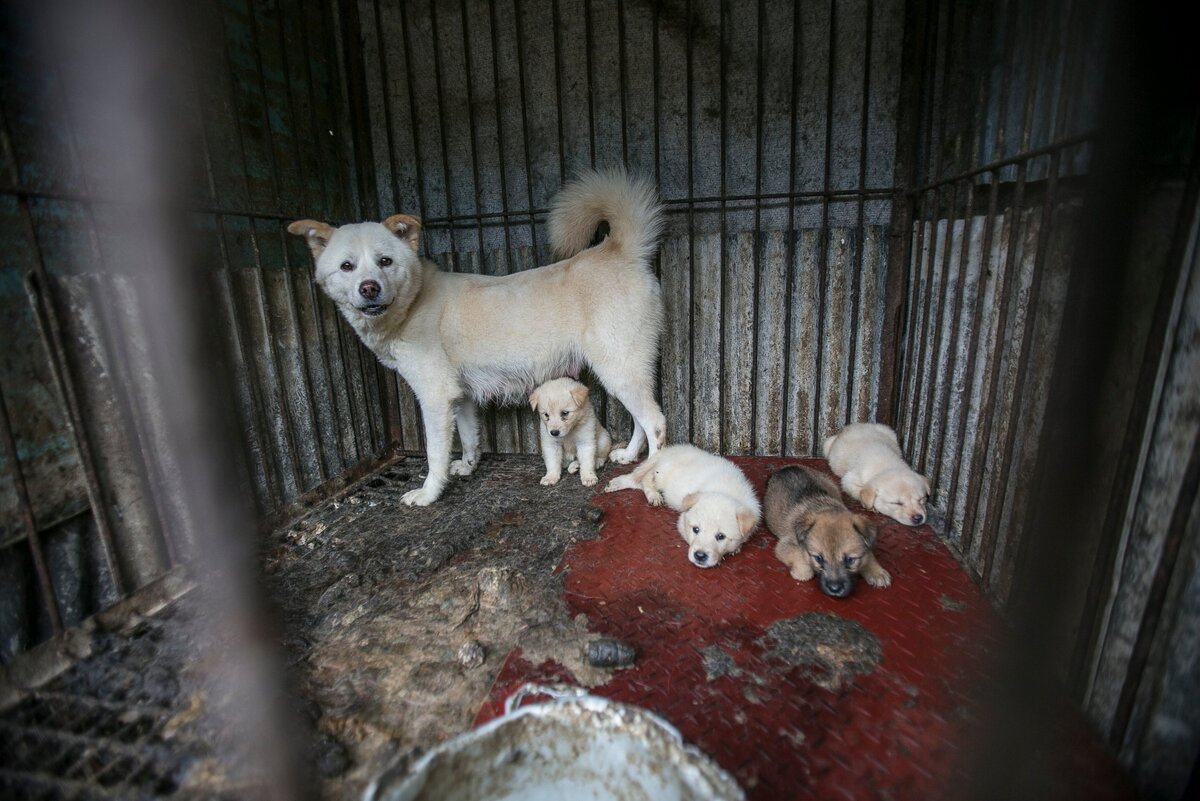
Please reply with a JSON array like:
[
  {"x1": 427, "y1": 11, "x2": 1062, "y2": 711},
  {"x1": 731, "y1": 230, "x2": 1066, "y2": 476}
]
[{"x1": 475, "y1": 457, "x2": 1131, "y2": 801}]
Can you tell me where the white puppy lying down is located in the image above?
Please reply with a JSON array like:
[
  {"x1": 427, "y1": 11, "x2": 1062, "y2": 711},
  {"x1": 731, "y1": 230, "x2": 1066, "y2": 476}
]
[
  {"x1": 604, "y1": 444, "x2": 761, "y2": 568},
  {"x1": 822, "y1": 423, "x2": 930, "y2": 527},
  {"x1": 530, "y1": 377, "x2": 613, "y2": 487}
]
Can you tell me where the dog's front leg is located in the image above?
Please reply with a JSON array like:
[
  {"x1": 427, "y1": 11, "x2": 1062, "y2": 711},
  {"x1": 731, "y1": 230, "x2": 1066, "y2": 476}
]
[
  {"x1": 539, "y1": 426, "x2": 563, "y2": 486},
  {"x1": 450, "y1": 399, "x2": 480, "y2": 476},
  {"x1": 574, "y1": 430, "x2": 599, "y2": 487},
  {"x1": 404, "y1": 395, "x2": 455, "y2": 506}
]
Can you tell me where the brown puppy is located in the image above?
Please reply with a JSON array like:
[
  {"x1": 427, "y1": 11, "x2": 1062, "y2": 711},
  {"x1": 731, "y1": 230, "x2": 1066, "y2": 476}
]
[{"x1": 764, "y1": 465, "x2": 891, "y2": 598}]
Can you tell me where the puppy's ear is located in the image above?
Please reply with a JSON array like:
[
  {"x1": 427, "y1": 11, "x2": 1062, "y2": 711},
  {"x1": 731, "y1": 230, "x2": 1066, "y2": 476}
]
[
  {"x1": 528, "y1": 388, "x2": 540, "y2": 412},
  {"x1": 681, "y1": 493, "x2": 700, "y2": 512},
  {"x1": 569, "y1": 383, "x2": 590, "y2": 408},
  {"x1": 383, "y1": 213, "x2": 422, "y2": 252},
  {"x1": 793, "y1": 515, "x2": 816, "y2": 544},
  {"x1": 860, "y1": 484, "x2": 877, "y2": 510},
  {"x1": 853, "y1": 515, "x2": 879, "y2": 549},
  {"x1": 736, "y1": 508, "x2": 758, "y2": 537},
  {"x1": 287, "y1": 219, "x2": 335, "y2": 261}
]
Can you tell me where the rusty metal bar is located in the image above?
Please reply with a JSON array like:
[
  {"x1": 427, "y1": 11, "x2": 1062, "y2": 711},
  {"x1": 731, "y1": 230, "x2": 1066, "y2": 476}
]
[
  {"x1": 717, "y1": 0, "x2": 728, "y2": 453},
  {"x1": 0, "y1": 386, "x2": 64, "y2": 634},
  {"x1": 508, "y1": 0, "x2": 541, "y2": 257},
  {"x1": 748, "y1": 0, "x2": 765, "y2": 450},
  {"x1": 18, "y1": 272, "x2": 127, "y2": 599},
  {"x1": 811, "y1": 0, "x2": 837, "y2": 450},
  {"x1": 846, "y1": 0, "x2": 874, "y2": 424},
  {"x1": 428, "y1": 0, "x2": 458, "y2": 262},
  {"x1": 779, "y1": 0, "x2": 801, "y2": 455},
  {"x1": 458, "y1": 0, "x2": 488, "y2": 260}
]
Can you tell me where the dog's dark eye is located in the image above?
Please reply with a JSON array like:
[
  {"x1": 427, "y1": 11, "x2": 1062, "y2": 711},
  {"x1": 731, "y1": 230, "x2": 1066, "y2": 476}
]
[
  {"x1": 811, "y1": 553, "x2": 825, "y2": 566},
  {"x1": 560, "y1": 410, "x2": 569, "y2": 419},
  {"x1": 378, "y1": 256, "x2": 393, "y2": 267},
  {"x1": 692, "y1": 525, "x2": 700, "y2": 534},
  {"x1": 543, "y1": 412, "x2": 549, "y2": 419},
  {"x1": 844, "y1": 555, "x2": 858, "y2": 567},
  {"x1": 339, "y1": 261, "x2": 354, "y2": 272},
  {"x1": 715, "y1": 533, "x2": 726, "y2": 541}
]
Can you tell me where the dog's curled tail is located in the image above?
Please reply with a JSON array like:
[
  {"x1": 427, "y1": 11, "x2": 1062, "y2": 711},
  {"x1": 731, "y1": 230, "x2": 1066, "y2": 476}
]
[
  {"x1": 821, "y1": 433, "x2": 838, "y2": 459},
  {"x1": 547, "y1": 168, "x2": 665, "y2": 265}
]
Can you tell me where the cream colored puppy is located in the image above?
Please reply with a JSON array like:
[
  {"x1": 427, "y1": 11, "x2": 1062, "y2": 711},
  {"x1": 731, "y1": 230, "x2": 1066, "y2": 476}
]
[
  {"x1": 530, "y1": 377, "x2": 613, "y2": 487},
  {"x1": 289, "y1": 170, "x2": 666, "y2": 506},
  {"x1": 822, "y1": 423, "x2": 930, "y2": 527},
  {"x1": 604, "y1": 444, "x2": 760, "y2": 568}
]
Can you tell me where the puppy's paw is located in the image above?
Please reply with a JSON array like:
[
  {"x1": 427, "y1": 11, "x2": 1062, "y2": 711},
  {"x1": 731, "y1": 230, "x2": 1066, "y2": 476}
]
[
  {"x1": 540, "y1": 473, "x2": 560, "y2": 487},
  {"x1": 609, "y1": 446, "x2": 640, "y2": 465},
  {"x1": 789, "y1": 566, "x2": 815, "y2": 582},
  {"x1": 604, "y1": 477, "x2": 630, "y2": 493},
  {"x1": 865, "y1": 566, "x2": 892, "y2": 588},
  {"x1": 566, "y1": 460, "x2": 580, "y2": 474},
  {"x1": 645, "y1": 490, "x2": 664, "y2": 506},
  {"x1": 402, "y1": 487, "x2": 440, "y2": 507},
  {"x1": 580, "y1": 472, "x2": 598, "y2": 487},
  {"x1": 449, "y1": 458, "x2": 477, "y2": 476}
]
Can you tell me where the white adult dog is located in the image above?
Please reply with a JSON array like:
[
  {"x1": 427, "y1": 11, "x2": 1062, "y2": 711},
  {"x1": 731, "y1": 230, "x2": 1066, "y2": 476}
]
[
  {"x1": 604, "y1": 444, "x2": 761, "y2": 569},
  {"x1": 289, "y1": 170, "x2": 667, "y2": 506},
  {"x1": 822, "y1": 423, "x2": 930, "y2": 527}
]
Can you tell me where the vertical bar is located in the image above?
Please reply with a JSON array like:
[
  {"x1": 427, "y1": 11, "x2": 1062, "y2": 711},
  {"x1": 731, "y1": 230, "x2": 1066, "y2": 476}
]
[
  {"x1": 944, "y1": 173, "x2": 1000, "y2": 527},
  {"x1": 428, "y1": 0, "x2": 459, "y2": 262},
  {"x1": 584, "y1": 0, "x2": 597, "y2": 168},
  {"x1": 959, "y1": 161, "x2": 1026, "y2": 561},
  {"x1": 748, "y1": 0, "x2": 765, "y2": 449},
  {"x1": 780, "y1": 0, "x2": 801, "y2": 454},
  {"x1": 847, "y1": 0, "x2": 874, "y2": 423},
  {"x1": 717, "y1": 0, "x2": 728, "y2": 453},
  {"x1": 811, "y1": 0, "x2": 837, "y2": 450},
  {"x1": 686, "y1": 0, "x2": 696, "y2": 445},
  {"x1": 509, "y1": 0, "x2": 541, "y2": 255},
  {"x1": 618, "y1": 0, "x2": 630, "y2": 166},
  {"x1": 295, "y1": 0, "x2": 356, "y2": 464},
  {"x1": 395, "y1": 0, "x2": 432, "y2": 232},
  {"x1": 219, "y1": 3, "x2": 305, "y2": 496},
  {"x1": 551, "y1": 0, "x2": 568, "y2": 185},
  {"x1": 459, "y1": 0, "x2": 488, "y2": 259},
  {"x1": 0, "y1": 390, "x2": 63, "y2": 634},
  {"x1": 486, "y1": 0, "x2": 514, "y2": 259}
]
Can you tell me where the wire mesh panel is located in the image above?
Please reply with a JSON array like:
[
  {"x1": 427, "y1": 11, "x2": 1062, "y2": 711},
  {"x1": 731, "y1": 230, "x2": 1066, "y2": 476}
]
[{"x1": 352, "y1": 0, "x2": 907, "y2": 457}]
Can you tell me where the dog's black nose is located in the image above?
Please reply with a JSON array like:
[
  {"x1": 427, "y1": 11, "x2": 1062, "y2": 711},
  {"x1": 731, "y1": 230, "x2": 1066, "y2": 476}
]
[
  {"x1": 693, "y1": 550, "x2": 709, "y2": 564},
  {"x1": 359, "y1": 280, "x2": 381, "y2": 300},
  {"x1": 824, "y1": 579, "x2": 845, "y2": 595},
  {"x1": 911, "y1": 514, "x2": 924, "y2": 525},
  {"x1": 549, "y1": 429, "x2": 560, "y2": 436}
]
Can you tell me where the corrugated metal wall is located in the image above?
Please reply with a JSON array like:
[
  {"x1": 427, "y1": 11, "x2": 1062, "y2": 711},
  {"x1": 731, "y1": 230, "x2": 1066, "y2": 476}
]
[{"x1": 350, "y1": 0, "x2": 907, "y2": 457}]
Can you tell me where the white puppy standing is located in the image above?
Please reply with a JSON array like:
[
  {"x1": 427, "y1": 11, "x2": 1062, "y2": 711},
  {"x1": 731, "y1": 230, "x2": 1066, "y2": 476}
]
[
  {"x1": 822, "y1": 423, "x2": 931, "y2": 527},
  {"x1": 529, "y1": 377, "x2": 613, "y2": 487},
  {"x1": 604, "y1": 444, "x2": 760, "y2": 568}
]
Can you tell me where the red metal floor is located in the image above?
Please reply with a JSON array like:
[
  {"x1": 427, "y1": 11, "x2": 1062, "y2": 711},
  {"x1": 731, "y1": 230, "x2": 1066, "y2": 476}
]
[{"x1": 475, "y1": 458, "x2": 1129, "y2": 800}]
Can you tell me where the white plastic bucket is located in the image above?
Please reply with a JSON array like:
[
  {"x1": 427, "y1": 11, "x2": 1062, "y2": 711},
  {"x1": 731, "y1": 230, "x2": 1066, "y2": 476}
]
[{"x1": 365, "y1": 683, "x2": 745, "y2": 801}]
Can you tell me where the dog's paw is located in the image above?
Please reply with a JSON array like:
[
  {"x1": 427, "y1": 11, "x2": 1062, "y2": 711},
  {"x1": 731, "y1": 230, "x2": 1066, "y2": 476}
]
[
  {"x1": 449, "y1": 458, "x2": 477, "y2": 477},
  {"x1": 645, "y1": 490, "x2": 664, "y2": 506},
  {"x1": 789, "y1": 567, "x2": 815, "y2": 582},
  {"x1": 566, "y1": 460, "x2": 580, "y2": 474},
  {"x1": 540, "y1": 473, "x2": 560, "y2": 487},
  {"x1": 604, "y1": 478, "x2": 627, "y2": 493},
  {"x1": 609, "y1": 446, "x2": 640, "y2": 464},
  {"x1": 865, "y1": 567, "x2": 892, "y2": 588},
  {"x1": 580, "y1": 473, "x2": 598, "y2": 487},
  {"x1": 402, "y1": 487, "x2": 440, "y2": 507}
]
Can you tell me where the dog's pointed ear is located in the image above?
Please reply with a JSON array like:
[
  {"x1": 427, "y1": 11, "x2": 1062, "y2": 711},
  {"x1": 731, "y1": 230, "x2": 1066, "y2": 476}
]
[
  {"x1": 853, "y1": 515, "x2": 879, "y2": 549},
  {"x1": 736, "y1": 508, "x2": 758, "y2": 537},
  {"x1": 383, "y1": 214, "x2": 422, "y2": 252},
  {"x1": 569, "y1": 383, "x2": 590, "y2": 408},
  {"x1": 860, "y1": 485, "x2": 877, "y2": 510},
  {"x1": 681, "y1": 493, "x2": 700, "y2": 512},
  {"x1": 528, "y1": 388, "x2": 541, "y2": 412},
  {"x1": 287, "y1": 219, "x2": 335, "y2": 261}
]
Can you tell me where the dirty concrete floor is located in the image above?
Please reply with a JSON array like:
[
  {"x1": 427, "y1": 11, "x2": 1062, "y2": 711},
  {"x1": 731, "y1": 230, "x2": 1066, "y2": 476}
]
[{"x1": 263, "y1": 453, "x2": 618, "y2": 799}]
